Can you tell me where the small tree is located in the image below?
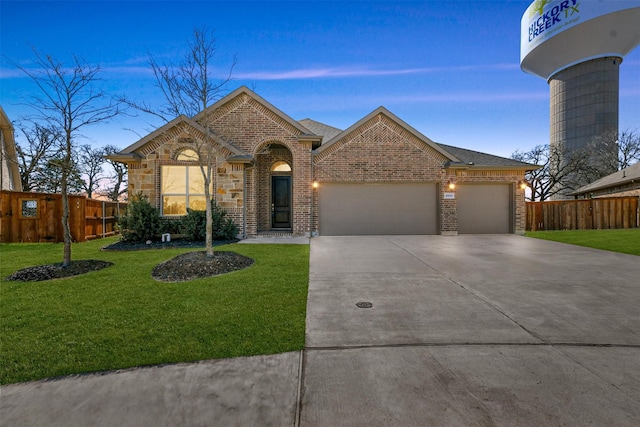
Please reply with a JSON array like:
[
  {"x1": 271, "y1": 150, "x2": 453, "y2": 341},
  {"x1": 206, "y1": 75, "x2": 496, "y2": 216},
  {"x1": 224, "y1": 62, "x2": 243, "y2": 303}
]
[
  {"x1": 120, "y1": 27, "x2": 236, "y2": 257},
  {"x1": 13, "y1": 49, "x2": 119, "y2": 266}
]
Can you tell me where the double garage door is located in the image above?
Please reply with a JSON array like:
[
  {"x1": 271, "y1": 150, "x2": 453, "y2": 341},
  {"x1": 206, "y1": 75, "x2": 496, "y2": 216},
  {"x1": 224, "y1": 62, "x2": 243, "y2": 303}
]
[
  {"x1": 318, "y1": 183, "x2": 438, "y2": 236},
  {"x1": 318, "y1": 183, "x2": 511, "y2": 235}
]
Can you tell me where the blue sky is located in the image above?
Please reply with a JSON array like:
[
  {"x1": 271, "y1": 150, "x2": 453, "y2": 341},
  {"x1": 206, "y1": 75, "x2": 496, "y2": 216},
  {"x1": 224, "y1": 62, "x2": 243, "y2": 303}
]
[{"x1": 1, "y1": 0, "x2": 639, "y2": 158}]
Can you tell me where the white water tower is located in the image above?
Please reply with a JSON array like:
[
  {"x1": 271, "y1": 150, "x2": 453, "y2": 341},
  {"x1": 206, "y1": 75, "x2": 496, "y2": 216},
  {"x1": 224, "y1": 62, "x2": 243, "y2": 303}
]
[{"x1": 520, "y1": 0, "x2": 640, "y2": 197}]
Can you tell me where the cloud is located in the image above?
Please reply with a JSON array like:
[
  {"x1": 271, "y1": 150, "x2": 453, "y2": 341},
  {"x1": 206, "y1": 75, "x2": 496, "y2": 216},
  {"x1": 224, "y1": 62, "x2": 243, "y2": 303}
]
[
  {"x1": 1, "y1": 61, "x2": 521, "y2": 81},
  {"x1": 235, "y1": 63, "x2": 520, "y2": 81}
]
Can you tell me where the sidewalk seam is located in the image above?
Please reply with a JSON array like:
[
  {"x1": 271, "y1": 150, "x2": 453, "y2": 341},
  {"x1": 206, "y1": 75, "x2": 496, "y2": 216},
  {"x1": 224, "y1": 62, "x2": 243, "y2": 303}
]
[{"x1": 294, "y1": 350, "x2": 305, "y2": 427}]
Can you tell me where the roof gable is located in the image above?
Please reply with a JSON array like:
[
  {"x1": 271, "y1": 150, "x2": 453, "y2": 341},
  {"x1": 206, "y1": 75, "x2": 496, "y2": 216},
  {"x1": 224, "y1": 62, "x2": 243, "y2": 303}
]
[
  {"x1": 114, "y1": 115, "x2": 246, "y2": 159},
  {"x1": 193, "y1": 86, "x2": 313, "y2": 136},
  {"x1": 314, "y1": 107, "x2": 461, "y2": 162}
]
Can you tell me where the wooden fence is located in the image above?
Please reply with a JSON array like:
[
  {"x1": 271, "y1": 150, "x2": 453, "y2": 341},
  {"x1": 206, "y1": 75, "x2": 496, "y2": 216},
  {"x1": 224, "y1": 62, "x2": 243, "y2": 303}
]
[
  {"x1": 0, "y1": 190, "x2": 126, "y2": 243},
  {"x1": 526, "y1": 196, "x2": 639, "y2": 231}
]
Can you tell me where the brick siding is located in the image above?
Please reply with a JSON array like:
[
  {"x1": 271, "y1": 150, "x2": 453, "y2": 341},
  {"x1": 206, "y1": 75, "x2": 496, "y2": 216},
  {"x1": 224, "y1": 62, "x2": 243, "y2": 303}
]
[{"x1": 125, "y1": 90, "x2": 527, "y2": 237}]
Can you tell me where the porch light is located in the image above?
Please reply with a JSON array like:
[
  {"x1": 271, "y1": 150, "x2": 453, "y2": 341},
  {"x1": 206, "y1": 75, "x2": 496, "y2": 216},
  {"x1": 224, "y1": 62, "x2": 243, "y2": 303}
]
[
  {"x1": 447, "y1": 180, "x2": 456, "y2": 190},
  {"x1": 518, "y1": 180, "x2": 529, "y2": 190},
  {"x1": 312, "y1": 181, "x2": 319, "y2": 189}
]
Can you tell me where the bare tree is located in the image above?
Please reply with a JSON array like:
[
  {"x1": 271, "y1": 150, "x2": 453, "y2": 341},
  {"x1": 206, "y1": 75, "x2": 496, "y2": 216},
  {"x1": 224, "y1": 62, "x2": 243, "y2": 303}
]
[
  {"x1": 513, "y1": 129, "x2": 640, "y2": 201},
  {"x1": 583, "y1": 128, "x2": 640, "y2": 172},
  {"x1": 512, "y1": 143, "x2": 586, "y2": 201},
  {"x1": 101, "y1": 144, "x2": 128, "y2": 201},
  {"x1": 78, "y1": 144, "x2": 106, "y2": 198},
  {"x1": 617, "y1": 130, "x2": 640, "y2": 169},
  {"x1": 121, "y1": 27, "x2": 236, "y2": 257},
  {"x1": 15, "y1": 122, "x2": 62, "y2": 192},
  {"x1": 13, "y1": 49, "x2": 119, "y2": 266}
]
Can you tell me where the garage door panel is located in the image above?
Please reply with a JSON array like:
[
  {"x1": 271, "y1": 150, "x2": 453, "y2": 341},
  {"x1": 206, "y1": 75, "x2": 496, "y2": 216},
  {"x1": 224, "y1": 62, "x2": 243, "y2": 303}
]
[
  {"x1": 319, "y1": 183, "x2": 437, "y2": 235},
  {"x1": 457, "y1": 185, "x2": 511, "y2": 234}
]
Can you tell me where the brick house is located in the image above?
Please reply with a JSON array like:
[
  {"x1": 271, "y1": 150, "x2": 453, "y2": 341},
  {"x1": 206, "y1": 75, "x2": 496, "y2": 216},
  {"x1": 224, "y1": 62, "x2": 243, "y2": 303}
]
[{"x1": 108, "y1": 86, "x2": 536, "y2": 237}]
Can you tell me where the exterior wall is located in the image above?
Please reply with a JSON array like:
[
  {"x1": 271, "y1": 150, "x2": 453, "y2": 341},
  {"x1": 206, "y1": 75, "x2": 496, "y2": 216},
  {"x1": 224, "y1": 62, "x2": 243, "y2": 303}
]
[
  {"x1": 314, "y1": 113, "x2": 449, "y2": 235},
  {"x1": 256, "y1": 144, "x2": 293, "y2": 231},
  {"x1": 314, "y1": 114, "x2": 447, "y2": 183},
  {"x1": 446, "y1": 169, "x2": 527, "y2": 235},
  {"x1": 125, "y1": 121, "x2": 247, "y2": 234},
  {"x1": 199, "y1": 94, "x2": 312, "y2": 236},
  {"x1": 1, "y1": 109, "x2": 22, "y2": 192}
]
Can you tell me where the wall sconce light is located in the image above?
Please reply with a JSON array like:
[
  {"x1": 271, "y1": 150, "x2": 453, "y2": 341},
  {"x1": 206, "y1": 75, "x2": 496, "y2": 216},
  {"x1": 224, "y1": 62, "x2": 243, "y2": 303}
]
[
  {"x1": 447, "y1": 179, "x2": 456, "y2": 190},
  {"x1": 518, "y1": 180, "x2": 529, "y2": 190},
  {"x1": 312, "y1": 181, "x2": 319, "y2": 189}
]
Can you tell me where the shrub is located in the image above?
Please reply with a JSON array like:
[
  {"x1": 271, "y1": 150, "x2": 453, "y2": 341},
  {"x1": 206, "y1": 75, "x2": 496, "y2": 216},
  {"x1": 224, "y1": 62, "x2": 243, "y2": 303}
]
[
  {"x1": 117, "y1": 193, "x2": 161, "y2": 242},
  {"x1": 180, "y1": 200, "x2": 239, "y2": 241},
  {"x1": 160, "y1": 217, "x2": 182, "y2": 235}
]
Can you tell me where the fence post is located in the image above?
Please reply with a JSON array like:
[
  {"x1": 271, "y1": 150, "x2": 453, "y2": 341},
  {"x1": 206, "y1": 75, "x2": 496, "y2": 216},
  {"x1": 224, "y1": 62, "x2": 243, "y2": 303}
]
[{"x1": 102, "y1": 200, "x2": 106, "y2": 238}]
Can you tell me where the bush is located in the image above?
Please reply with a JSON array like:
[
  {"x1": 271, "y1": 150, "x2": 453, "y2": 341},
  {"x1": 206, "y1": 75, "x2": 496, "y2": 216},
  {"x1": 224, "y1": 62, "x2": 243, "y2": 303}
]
[
  {"x1": 117, "y1": 193, "x2": 161, "y2": 242},
  {"x1": 160, "y1": 217, "x2": 182, "y2": 235},
  {"x1": 180, "y1": 200, "x2": 239, "y2": 241}
]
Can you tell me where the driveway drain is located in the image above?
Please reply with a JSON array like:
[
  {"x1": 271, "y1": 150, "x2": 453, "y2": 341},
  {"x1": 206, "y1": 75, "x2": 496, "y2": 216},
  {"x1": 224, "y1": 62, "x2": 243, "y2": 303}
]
[{"x1": 356, "y1": 301, "x2": 373, "y2": 308}]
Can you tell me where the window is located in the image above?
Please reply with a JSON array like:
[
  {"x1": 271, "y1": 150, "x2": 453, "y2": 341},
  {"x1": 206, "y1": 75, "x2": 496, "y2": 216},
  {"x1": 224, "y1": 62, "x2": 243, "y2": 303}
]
[
  {"x1": 161, "y1": 166, "x2": 206, "y2": 215},
  {"x1": 177, "y1": 149, "x2": 199, "y2": 161},
  {"x1": 271, "y1": 161, "x2": 291, "y2": 172},
  {"x1": 20, "y1": 199, "x2": 38, "y2": 218}
]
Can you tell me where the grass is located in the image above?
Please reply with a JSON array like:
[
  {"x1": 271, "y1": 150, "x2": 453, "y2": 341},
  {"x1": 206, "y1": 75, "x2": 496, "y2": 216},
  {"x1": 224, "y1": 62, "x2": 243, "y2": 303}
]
[
  {"x1": 526, "y1": 228, "x2": 640, "y2": 256},
  {"x1": 0, "y1": 237, "x2": 309, "y2": 385}
]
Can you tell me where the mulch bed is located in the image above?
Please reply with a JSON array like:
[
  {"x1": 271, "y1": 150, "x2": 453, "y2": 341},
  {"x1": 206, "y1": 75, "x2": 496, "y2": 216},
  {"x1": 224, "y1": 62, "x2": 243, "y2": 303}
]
[
  {"x1": 151, "y1": 251, "x2": 254, "y2": 282},
  {"x1": 5, "y1": 240, "x2": 252, "y2": 283},
  {"x1": 5, "y1": 260, "x2": 114, "y2": 282},
  {"x1": 101, "y1": 238, "x2": 237, "y2": 251}
]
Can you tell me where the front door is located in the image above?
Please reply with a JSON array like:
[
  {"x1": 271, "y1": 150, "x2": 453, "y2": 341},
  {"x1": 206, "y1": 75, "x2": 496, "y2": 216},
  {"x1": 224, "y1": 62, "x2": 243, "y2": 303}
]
[{"x1": 271, "y1": 176, "x2": 292, "y2": 228}]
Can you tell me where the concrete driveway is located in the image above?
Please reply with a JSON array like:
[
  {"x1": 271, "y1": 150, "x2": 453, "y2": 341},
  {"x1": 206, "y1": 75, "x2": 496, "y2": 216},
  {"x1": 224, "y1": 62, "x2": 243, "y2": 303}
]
[
  {"x1": 301, "y1": 235, "x2": 640, "y2": 426},
  {"x1": 2, "y1": 235, "x2": 639, "y2": 426}
]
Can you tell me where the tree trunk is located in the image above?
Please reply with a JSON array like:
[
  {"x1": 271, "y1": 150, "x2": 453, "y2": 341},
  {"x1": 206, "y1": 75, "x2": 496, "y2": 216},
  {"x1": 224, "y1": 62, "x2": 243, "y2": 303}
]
[
  {"x1": 204, "y1": 171, "x2": 214, "y2": 258},
  {"x1": 61, "y1": 143, "x2": 72, "y2": 267}
]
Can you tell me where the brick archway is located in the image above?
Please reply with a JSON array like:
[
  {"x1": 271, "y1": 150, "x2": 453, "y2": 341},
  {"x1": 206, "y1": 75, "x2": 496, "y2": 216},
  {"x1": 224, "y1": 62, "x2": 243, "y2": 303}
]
[{"x1": 255, "y1": 143, "x2": 293, "y2": 232}]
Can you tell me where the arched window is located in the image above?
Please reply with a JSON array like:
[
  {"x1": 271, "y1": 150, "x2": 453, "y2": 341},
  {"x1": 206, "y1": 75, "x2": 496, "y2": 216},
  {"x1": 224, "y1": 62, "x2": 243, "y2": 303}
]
[
  {"x1": 271, "y1": 161, "x2": 291, "y2": 172},
  {"x1": 177, "y1": 149, "x2": 199, "y2": 161}
]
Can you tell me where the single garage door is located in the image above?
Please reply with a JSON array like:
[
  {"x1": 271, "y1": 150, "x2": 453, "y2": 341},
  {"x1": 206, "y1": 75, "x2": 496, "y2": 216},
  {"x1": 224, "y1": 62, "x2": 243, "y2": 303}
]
[
  {"x1": 457, "y1": 184, "x2": 511, "y2": 234},
  {"x1": 319, "y1": 183, "x2": 437, "y2": 235}
]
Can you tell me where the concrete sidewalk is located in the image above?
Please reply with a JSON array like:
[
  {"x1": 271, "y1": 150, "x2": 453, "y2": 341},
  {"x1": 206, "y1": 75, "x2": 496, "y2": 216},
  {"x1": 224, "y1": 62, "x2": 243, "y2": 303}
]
[{"x1": 2, "y1": 235, "x2": 639, "y2": 426}]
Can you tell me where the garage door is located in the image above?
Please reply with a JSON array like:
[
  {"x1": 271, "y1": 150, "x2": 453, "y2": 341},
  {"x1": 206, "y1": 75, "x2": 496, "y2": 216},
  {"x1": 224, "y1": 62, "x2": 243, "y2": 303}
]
[
  {"x1": 457, "y1": 184, "x2": 511, "y2": 234},
  {"x1": 318, "y1": 183, "x2": 437, "y2": 235}
]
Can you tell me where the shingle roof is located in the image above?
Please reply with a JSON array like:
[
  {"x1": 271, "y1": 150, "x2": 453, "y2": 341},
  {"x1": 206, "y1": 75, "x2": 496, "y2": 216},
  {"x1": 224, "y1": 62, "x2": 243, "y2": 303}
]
[
  {"x1": 298, "y1": 118, "x2": 343, "y2": 142},
  {"x1": 571, "y1": 162, "x2": 640, "y2": 195},
  {"x1": 437, "y1": 144, "x2": 537, "y2": 169}
]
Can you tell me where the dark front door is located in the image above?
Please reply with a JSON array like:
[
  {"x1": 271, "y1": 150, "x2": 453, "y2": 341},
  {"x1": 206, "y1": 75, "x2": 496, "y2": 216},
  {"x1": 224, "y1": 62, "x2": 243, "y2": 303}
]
[{"x1": 272, "y1": 175, "x2": 292, "y2": 228}]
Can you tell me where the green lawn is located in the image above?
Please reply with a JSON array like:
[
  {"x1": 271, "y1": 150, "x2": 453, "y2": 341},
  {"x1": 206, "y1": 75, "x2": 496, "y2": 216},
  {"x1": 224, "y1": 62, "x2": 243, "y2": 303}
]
[
  {"x1": 526, "y1": 228, "x2": 640, "y2": 256},
  {"x1": 0, "y1": 238, "x2": 309, "y2": 385}
]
